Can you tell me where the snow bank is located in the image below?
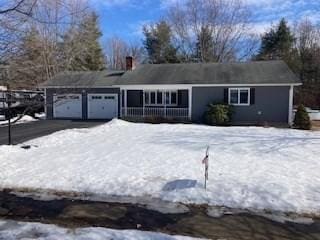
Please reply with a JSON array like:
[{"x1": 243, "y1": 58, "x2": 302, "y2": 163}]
[
  {"x1": 0, "y1": 119, "x2": 320, "y2": 214},
  {"x1": 35, "y1": 112, "x2": 46, "y2": 119},
  {"x1": 0, "y1": 115, "x2": 38, "y2": 125},
  {"x1": 0, "y1": 220, "x2": 202, "y2": 240}
]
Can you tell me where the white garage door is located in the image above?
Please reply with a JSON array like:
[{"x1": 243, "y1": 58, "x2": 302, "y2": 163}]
[
  {"x1": 53, "y1": 94, "x2": 82, "y2": 119},
  {"x1": 87, "y1": 94, "x2": 118, "y2": 119}
]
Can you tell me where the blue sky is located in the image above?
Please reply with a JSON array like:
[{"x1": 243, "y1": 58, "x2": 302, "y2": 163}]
[{"x1": 91, "y1": 0, "x2": 320, "y2": 44}]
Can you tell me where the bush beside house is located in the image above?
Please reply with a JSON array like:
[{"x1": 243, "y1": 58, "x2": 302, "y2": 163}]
[
  {"x1": 294, "y1": 104, "x2": 311, "y2": 130},
  {"x1": 204, "y1": 103, "x2": 233, "y2": 126}
]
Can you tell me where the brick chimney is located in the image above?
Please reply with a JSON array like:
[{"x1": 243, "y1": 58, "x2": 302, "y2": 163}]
[{"x1": 126, "y1": 56, "x2": 135, "y2": 71}]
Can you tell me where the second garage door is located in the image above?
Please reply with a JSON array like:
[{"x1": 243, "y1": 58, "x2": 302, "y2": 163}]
[{"x1": 87, "y1": 94, "x2": 118, "y2": 119}]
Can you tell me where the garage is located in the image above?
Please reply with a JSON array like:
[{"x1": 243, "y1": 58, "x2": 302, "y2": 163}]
[
  {"x1": 87, "y1": 94, "x2": 118, "y2": 119},
  {"x1": 53, "y1": 94, "x2": 82, "y2": 119}
]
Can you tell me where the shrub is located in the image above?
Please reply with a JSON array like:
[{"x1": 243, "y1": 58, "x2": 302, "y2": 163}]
[
  {"x1": 204, "y1": 103, "x2": 233, "y2": 126},
  {"x1": 294, "y1": 104, "x2": 311, "y2": 130}
]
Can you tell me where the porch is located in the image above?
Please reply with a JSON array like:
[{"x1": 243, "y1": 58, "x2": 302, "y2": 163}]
[{"x1": 120, "y1": 88, "x2": 191, "y2": 121}]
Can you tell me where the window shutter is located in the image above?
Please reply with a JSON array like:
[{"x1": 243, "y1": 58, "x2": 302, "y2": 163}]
[
  {"x1": 250, "y1": 88, "x2": 255, "y2": 105},
  {"x1": 223, "y1": 88, "x2": 228, "y2": 104}
]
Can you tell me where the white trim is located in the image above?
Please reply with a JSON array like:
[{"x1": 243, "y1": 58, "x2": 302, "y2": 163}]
[
  {"x1": 44, "y1": 86, "x2": 121, "y2": 89},
  {"x1": 288, "y1": 85, "x2": 294, "y2": 125},
  {"x1": 120, "y1": 85, "x2": 192, "y2": 90},
  {"x1": 228, "y1": 88, "x2": 250, "y2": 106},
  {"x1": 44, "y1": 88, "x2": 47, "y2": 119},
  {"x1": 124, "y1": 90, "x2": 127, "y2": 116},
  {"x1": 120, "y1": 90, "x2": 123, "y2": 118},
  {"x1": 117, "y1": 83, "x2": 301, "y2": 90},
  {"x1": 188, "y1": 88, "x2": 192, "y2": 119},
  {"x1": 43, "y1": 83, "x2": 302, "y2": 89}
]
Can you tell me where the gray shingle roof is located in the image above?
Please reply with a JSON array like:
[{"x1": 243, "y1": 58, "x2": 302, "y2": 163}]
[
  {"x1": 42, "y1": 61, "x2": 301, "y2": 87},
  {"x1": 42, "y1": 70, "x2": 124, "y2": 87},
  {"x1": 118, "y1": 60, "x2": 300, "y2": 85}
]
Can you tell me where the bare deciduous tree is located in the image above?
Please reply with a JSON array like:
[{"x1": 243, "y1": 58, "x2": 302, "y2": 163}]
[
  {"x1": 2, "y1": 0, "x2": 91, "y2": 89},
  {"x1": 166, "y1": 0, "x2": 258, "y2": 62},
  {"x1": 0, "y1": 0, "x2": 36, "y2": 15},
  {"x1": 292, "y1": 19, "x2": 320, "y2": 107},
  {"x1": 0, "y1": 1, "x2": 38, "y2": 62},
  {"x1": 105, "y1": 36, "x2": 144, "y2": 70}
]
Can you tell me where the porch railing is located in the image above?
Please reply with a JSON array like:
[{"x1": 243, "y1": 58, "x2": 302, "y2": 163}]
[{"x1": 122, "y1": 107, "x2": 189, "y2": 120}]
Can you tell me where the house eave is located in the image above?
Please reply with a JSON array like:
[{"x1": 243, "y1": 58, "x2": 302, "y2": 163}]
[{"x1": 43, "y1": 83, "x2": 302, "y2": 89}]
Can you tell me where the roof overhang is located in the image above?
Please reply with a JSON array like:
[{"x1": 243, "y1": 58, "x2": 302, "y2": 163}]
[{"x1": 43, "y1": 83, "x2": 302, "y2": 89}]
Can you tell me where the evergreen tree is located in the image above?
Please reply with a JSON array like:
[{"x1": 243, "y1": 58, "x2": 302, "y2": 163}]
[
  {"x1": 196, "y1": 25, "x2": 214, "y2": 62},
  {"x1": 143, "y1": 21, "x2": 179, "y2": 64},
  {"x1": 9, "y1": 27, "x2": 47, "y2": 88},
  {"x1": 257, "y1": 18, "x2": 295, "y2": 61},
  {"x1": 65, "y1": 12, "x2": 105, "y2": 71},
  {"x1": 294, "y1": 104, "x2": 311, "y2": 130}
]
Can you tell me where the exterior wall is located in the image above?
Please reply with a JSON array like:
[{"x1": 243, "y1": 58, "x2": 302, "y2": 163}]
[
  {"x1": 192, "y1": 86, "x2": 290, "y2": 124},
  {"x1": 46, "y1": 86, "x2": 290, "y2": 124},
  {"x1": 46, "y1": 88, "x2": 120, "y2": 120}
]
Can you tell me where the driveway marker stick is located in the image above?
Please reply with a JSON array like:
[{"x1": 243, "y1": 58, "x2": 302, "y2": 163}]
[{"x1": 202, "y1": 146, "x2": 209, "y2": 190}]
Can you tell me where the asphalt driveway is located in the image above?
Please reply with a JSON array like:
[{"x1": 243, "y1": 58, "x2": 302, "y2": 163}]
[{"x1": 0, "y1": 120, "x2": 105, "y2": 145}]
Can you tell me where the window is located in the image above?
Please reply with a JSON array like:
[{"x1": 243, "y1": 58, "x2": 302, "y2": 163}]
[
  {"x1": 171, "y1": 92, "x2": 177, "y2": 105},
  {"x1": 165, "y1": 91, "x2": 178, "y2": 106},
  {"x1": 165, "y1": 92, "x2": 170, "y2": 105},
  {"x1": 157, "y1": 91, "x2": 163, "y2": 104},
  {"x1": 144, "y1": 92, "x2": 149, "y2": 105},
  {"x1": 144, "y1": 90, "x2": 178, "y2": 106},
  {"x1": 105, "y1": 96, "x2": 115, "y2": 100},
  {"x1": 230, "y1": 89, "x2": 238, "y2": 104},
  {"x1": 144, "y1": 91, "x2": 163, "y2": 105},
  {"x1": 92, "y1": 96, "x2": 102, "y2": 100},
  {"x1": 228, "y1": 88, "x2": 250, "y2": 106},
  {"x1": 150, "y1": 92, "x2": 156, "y2": 104}
]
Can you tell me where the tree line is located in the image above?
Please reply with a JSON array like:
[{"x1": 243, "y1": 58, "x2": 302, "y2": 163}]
[
  {"x1": 0, "y1": 0, "x2": 105, "y2": 89},
  {"x1": 0, "y1": 0, "x2": 319, "y2": 108}
]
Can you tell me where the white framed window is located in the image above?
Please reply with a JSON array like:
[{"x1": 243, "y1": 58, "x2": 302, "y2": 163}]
[
  {"x1": 144, "y1": 90, "x2": 178, "y2": 106},
  {"x1": 165, "y1": 91, "x2": 177, "y2": 106},
  {"x1": 144, "y1": 90, "x2": 163, "y2": 106},
  {"x1": 228, "y1": 88, "x2": 250, "y2": 106}
]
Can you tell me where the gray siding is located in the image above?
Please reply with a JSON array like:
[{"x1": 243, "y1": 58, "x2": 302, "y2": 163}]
[
  {"x1": 46, "y1": 88, "x2": 120, "y2": 120},
  {"x1": 192, "y1": 86, "x2": 289, "y2": 124}
]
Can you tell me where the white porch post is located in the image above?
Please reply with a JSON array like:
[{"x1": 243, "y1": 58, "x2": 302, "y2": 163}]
[
  {"x1": 44, "y1": 88, "x2": 47, "y2": 120},
  {"x1": 288, "y1": 85, "x2": 294, "y2": 125},
  {"x1": 188, "y1": 87, "x2": 192, "y2": 120},
  {"x1": 164, "y1": 91, "x2": 167, "y2": 118},
  {"x1": 124, "y1": 90, "x2": 128, "y2": 116},
  {"x1": 142, "y1": 90, "x2": 145, "y2": 118}
]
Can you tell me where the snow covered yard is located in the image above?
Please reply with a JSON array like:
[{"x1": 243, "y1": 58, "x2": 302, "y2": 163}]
[
  {"x1": 0, "y1": 119, "x2": 320, "y2": 214},
  {"x1": 0, "y1": 220, "x2": 202, "y2": 240}
]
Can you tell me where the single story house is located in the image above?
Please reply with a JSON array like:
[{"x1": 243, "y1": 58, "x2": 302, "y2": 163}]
[{"x1": 42, "y1": 59, "x2": 301, "y2": 125}]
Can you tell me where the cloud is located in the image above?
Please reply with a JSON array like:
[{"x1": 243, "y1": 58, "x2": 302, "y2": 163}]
[
  {"x1": 128, "y1": 20, "x2": 152, "y2": 38},
  {"x1": 91, "y1": 0, "x2": 147, "y2": 9},
  {"x1": 249, "y1": 22, "x2": 272, "y2": 35},
  {"x1": 246, "y1": 0, "x2": 320, "y2": 35},
  {"x1": 160, "y1": 0, "x2": 187, "y2": 9}
]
